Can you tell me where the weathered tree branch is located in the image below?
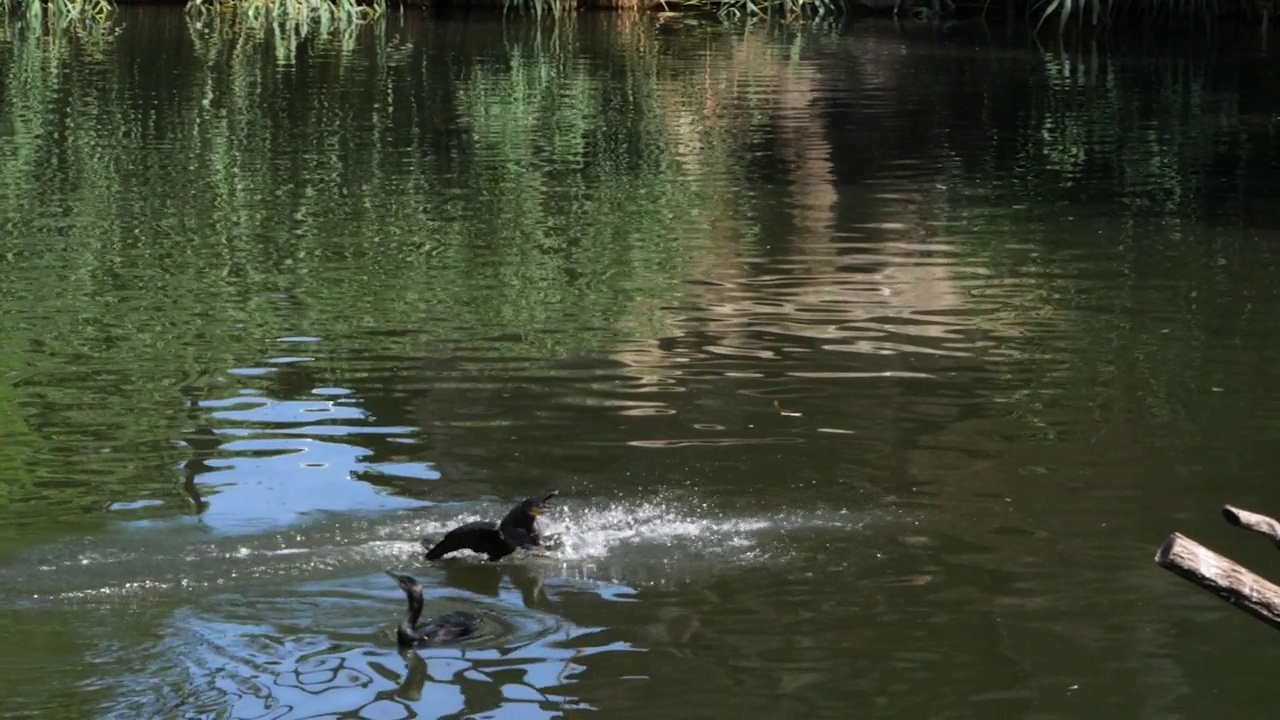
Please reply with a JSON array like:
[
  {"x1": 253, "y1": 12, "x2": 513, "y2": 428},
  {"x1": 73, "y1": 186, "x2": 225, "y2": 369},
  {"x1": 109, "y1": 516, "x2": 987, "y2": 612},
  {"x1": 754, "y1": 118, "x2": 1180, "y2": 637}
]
[
  {"x1": 1155, "y1": 532, "x2": 1280, "y2": 630},
  {"x1": 1221, "y1": 505, "x2": 1280, "y2": 549}
]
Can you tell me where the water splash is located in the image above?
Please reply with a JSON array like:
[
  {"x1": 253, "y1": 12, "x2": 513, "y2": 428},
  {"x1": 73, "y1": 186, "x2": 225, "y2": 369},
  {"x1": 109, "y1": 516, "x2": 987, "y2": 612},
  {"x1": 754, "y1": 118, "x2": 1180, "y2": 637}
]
[
  {"x1": 407, "y1": 494, "x2": 888, "y2": 593},
  {"x1": 544, "y1": 500, "x2": 775, "y2": 560},
  {"x1": 1, "y1": 494, "x2": 884, "y2": 605}
]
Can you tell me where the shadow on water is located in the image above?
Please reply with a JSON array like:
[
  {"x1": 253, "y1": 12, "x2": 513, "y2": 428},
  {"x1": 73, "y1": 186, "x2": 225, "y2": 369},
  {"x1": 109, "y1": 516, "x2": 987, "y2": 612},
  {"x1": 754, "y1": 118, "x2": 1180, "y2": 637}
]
[{"x1": 5, "y1": 5, "x2": 1280, "y2": 720}]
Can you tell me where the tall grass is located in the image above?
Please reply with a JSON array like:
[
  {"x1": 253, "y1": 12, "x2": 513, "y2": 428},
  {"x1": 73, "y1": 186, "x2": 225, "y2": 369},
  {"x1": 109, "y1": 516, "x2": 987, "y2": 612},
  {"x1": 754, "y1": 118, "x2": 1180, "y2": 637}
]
[
  {"x1": 1029, "y1": 0, "x2": 1275, "y2": 34},
  {"x1": 708, "y1": 0, "x2": 848, "y2": 22},
  {"x1": 184, "y1": 0, "x2": 384, "y2": 30},
  {"x1": 2, "y1": 0, "x2": 115, "y2": 28}
]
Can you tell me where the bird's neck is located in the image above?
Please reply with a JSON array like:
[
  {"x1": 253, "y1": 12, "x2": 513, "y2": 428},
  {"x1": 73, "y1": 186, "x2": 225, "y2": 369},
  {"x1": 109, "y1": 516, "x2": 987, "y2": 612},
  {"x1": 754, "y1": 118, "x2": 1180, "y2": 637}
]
[
  {"x1": 500, "y1": 508, "x2": 533, "y2": 533},
  {"x1": 501, "y1": 515, "x2": 537, "y2": 538},
  {"x1": 403, "y1": 588, "x2": 424, "y2": 632}
]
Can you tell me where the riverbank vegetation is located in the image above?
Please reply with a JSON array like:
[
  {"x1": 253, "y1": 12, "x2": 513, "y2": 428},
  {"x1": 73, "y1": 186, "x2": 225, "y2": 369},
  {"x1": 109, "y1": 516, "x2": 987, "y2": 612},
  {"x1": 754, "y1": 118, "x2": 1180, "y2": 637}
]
[
  {"x1": 5, "y1": 0, "x2": 1280, "y2": 34},
  {"x1": 184, "y1": 0, "x2": 385, "y2": 26}
]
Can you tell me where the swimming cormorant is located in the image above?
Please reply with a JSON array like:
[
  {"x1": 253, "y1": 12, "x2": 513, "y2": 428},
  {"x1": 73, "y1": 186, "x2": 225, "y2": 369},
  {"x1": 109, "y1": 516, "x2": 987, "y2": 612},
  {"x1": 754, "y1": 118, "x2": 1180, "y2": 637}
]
[
  {"x1": 385, "y1": 570, "x2": 481, "y2": 649},
  {"x1": 422, "y1": 490, "x2": 558, "y2": 562}
]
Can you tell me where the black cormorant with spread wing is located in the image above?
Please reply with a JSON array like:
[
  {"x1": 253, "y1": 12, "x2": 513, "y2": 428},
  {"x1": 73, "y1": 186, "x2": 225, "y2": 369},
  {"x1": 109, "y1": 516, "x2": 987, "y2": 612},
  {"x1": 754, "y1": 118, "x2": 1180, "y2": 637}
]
[{"x1": 422, "y1": 490, "x2": 558, "y2": 562}]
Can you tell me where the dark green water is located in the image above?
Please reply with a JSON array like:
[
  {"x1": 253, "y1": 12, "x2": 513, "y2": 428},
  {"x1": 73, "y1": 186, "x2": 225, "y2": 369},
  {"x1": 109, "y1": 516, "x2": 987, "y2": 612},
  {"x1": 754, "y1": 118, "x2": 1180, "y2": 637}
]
[{"x1": 3, "y1": 8, "x2": 1280, "y2": 718}]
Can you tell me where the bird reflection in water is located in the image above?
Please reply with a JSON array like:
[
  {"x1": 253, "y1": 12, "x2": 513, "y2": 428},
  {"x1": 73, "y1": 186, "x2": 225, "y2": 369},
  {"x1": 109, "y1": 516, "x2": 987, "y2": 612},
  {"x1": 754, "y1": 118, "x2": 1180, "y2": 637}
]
[{"x1": 438, "y1": 560, "x2": 553, "y2": 610}]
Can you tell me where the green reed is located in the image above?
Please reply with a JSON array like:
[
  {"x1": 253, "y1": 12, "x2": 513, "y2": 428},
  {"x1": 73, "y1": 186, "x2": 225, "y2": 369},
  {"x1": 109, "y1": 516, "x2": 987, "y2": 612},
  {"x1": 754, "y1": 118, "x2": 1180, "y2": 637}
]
[
  {"x1": 1021, "y1": 0, "x2": 1270, "y2": 33},
  {"x1": 708, "y1": 0, "x2": 847, "y2": 21},
  {"x1": 3, "y1": 0, "x2": 115, "y2": 28},
  {"x1": 184, "y1": 0, "x2": 386, "y2": 29}
]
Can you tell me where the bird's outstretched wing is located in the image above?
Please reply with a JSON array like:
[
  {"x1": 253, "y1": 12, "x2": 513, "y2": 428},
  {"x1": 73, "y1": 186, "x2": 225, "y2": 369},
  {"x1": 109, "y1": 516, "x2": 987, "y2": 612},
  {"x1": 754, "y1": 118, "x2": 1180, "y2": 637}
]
[{"x1": 423, "y1": 520, "x2": 513, "y2": 561}]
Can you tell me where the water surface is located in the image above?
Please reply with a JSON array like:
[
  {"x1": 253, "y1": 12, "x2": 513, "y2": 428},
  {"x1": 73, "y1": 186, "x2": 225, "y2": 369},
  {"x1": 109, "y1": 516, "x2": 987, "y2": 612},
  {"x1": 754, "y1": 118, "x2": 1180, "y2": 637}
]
[{"x1": 2, "y1": 9, "x2": 1280, "y2": 719}]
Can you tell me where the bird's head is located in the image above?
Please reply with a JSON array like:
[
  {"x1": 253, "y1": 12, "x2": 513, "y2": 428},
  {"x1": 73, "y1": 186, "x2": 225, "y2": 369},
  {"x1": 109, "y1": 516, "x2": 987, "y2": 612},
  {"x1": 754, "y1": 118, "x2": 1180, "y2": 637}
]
[
  {"x1": 521, "y1": 490, "x2": 558, "y2": 518},
  {"x1": 385, "y1": 570, "x2": 422, "y2": 594}
]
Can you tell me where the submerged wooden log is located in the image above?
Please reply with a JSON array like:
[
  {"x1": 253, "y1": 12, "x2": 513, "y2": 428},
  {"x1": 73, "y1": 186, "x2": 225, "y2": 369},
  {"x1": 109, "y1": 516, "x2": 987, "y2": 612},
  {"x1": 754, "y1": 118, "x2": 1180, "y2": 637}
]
[
  {"x1": 1221, "y1": 505, "x2": 1280, "y2": 549},
  {"x1": 1155, "y1": 532, "x2": 1280, "y2": 630}
]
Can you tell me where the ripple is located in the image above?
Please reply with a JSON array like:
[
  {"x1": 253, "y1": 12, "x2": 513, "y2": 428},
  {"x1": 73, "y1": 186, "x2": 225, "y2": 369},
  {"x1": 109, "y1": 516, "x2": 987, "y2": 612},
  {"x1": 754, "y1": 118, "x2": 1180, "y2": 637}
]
[
  {"x1": 625, "y1": 437, "x2": 804, "y2": 448},
  {"x1": 204, "y1": 398, "x2": 370, "y2": 425},
  {"x1": 97, "y1": 573, "x2": 619, "y2": 720},
  {"x1": 229, "y1": 367, "x2": 278, "y2": 377},
  {"x1": 267, "y1": 356, "x2": 316, "y2": 365},
  {"x1": 193, "y1": 437, "x2": 427, "y2": 532},
  {"x1": 214, "y1": 425, "x2": 418, "y2": 437},
  {"x1": 788, "y1": 370, "x2": 936, "y2": 378}
]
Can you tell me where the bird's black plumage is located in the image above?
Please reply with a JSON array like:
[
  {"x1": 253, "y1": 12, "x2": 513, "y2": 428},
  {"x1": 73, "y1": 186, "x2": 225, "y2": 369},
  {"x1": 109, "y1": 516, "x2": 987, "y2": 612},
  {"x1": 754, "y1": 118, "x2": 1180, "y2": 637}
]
[
  {"x1": 423, "y1": 491, "x2": 558, "y2": 562},
  {"x1": 422, "y1": 520, "x2": 508, "y2": 561},
  {"x1": 385, "y1": 570, "x2": 481, "y2": 649}
]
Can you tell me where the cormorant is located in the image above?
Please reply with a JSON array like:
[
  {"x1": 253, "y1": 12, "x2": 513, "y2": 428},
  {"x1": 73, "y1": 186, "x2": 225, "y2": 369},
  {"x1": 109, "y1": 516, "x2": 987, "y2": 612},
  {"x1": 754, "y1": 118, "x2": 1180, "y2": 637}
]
[
  {"x1": 385, "y1": 570, "x2": 481, "y2": 649},
  {"x1": 422, "y1": 490, "x2": 558, "y2": 562}
]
